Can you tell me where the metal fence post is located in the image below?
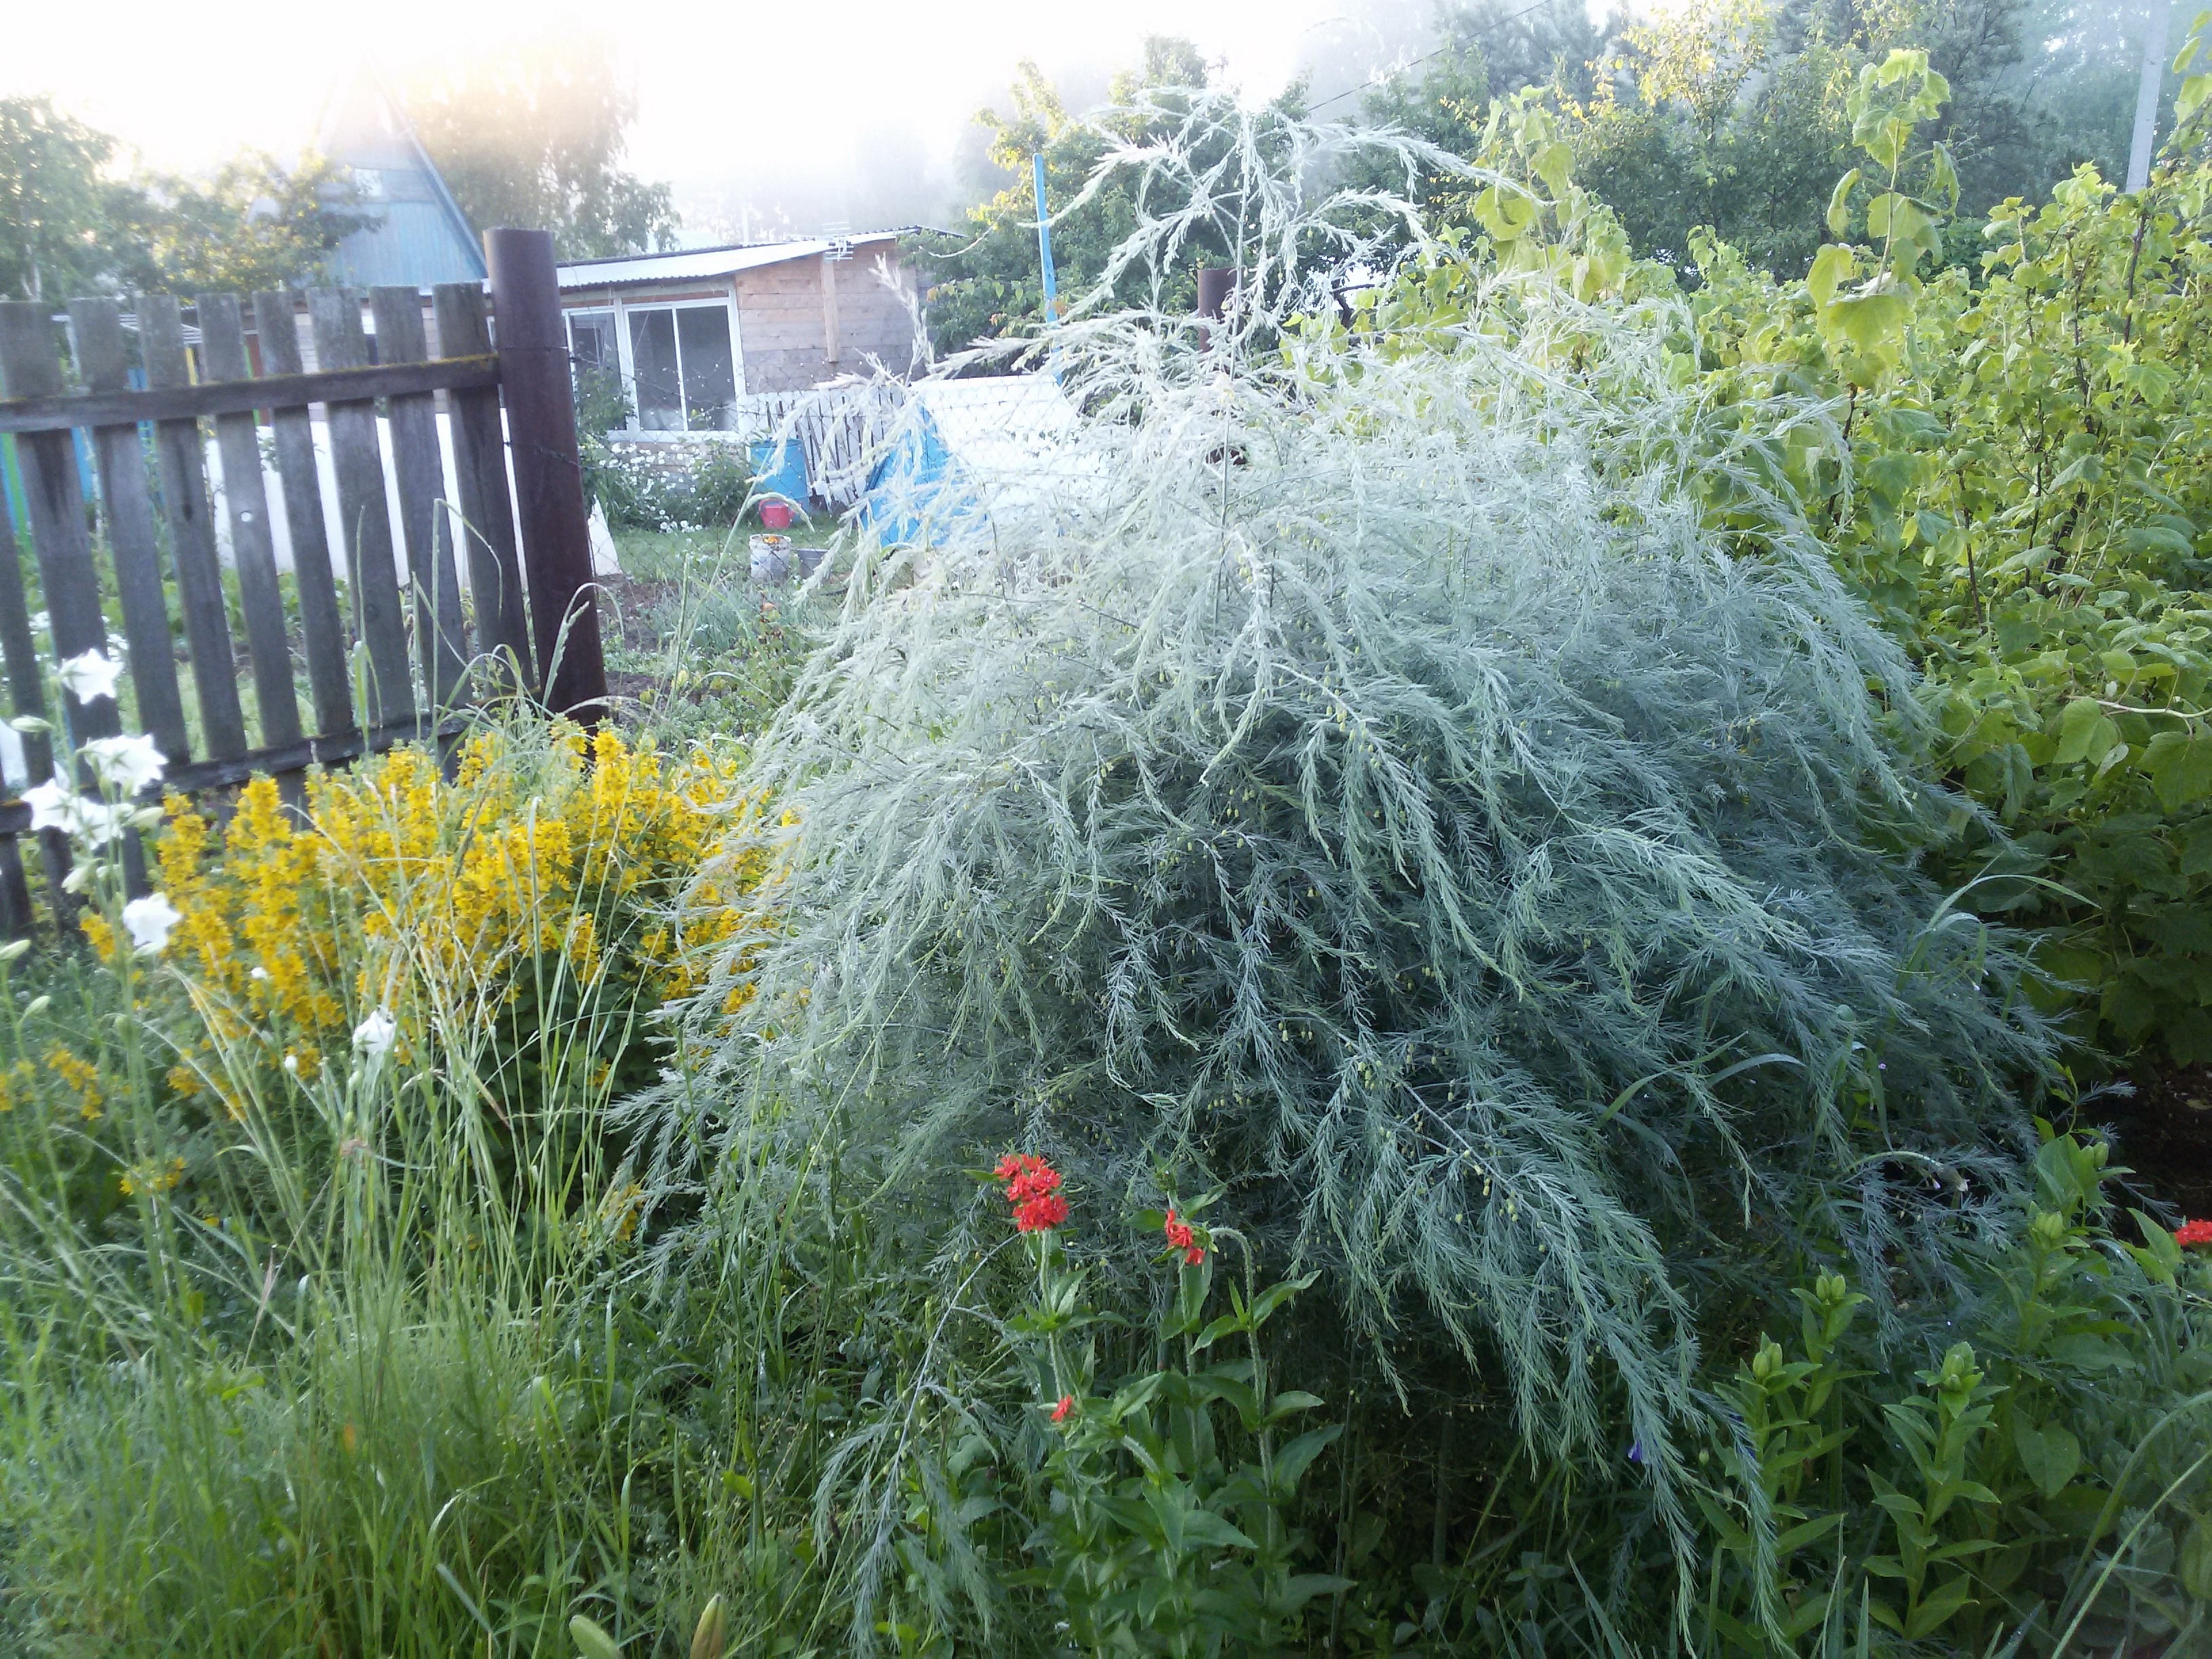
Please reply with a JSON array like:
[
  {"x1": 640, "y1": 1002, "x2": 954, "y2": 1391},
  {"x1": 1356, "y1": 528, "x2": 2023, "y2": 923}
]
[{"x1": 485, "y1": 227, "x2": 607, "y2": 722}]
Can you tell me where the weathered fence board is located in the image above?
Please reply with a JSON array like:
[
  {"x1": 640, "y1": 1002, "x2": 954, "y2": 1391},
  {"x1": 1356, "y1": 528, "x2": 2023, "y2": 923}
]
[
  {"x1": 140, "y1": 295, "x2": 249, "y2": 762},
  {"x1": 68, "y1": 299, "x2": 193, "y2": 766},
  {"x1": 487, "y1": 228, "x2": 604, "y2": 720},
  {"x1": 0, "y1": 305, "x2": 108, "y2": 918},
  {"x1": 309, "y1": 289, "x2": 415, "y2": 729},
  {"x1": 199, "y1": 293, "x2": 304, "y2": 755},
  {"x1": 253, "y1": 289, "x2": 355, "y2": 740},
  {"x1": 730, "y1": 385, "x2": 898, "y2": 511},
  {"x1": 371, "y1": 286, "x2": 468, "y2": 710},
  {"x1": 0, "y1": 356, "x2": 501, "y2": 434},
  {"x1": 0, "y1": 505, "x2": 49, "y2": 935},
  {"x1": 0, "y1": 234, "x2": 609, "y2": 938},
  {"x1": 433, "y1": 283, "x2": 531, "y2": 686},
  {"x1": 0, "y1": 308, "x2": 121, "y2": 753}
]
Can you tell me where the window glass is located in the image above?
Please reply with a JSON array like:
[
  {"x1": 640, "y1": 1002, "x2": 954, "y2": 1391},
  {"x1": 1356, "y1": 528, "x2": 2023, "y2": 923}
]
[
  {"x1": 568, "y1": 310, "x2": 617, "y2": 372},
  {"x1": 628, "y1": 308, "x2": 682, "y2": 430},
  {"x1": 567, "y1": 310, "x2": 620, "y2": 419},
  {"x1": 676, "y1": 306, "x2": 738, "y2": 430}
]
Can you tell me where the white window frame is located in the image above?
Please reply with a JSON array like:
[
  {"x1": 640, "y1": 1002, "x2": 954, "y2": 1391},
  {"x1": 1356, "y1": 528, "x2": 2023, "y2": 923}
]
[
  {"x1": 566, "y1": 306, "x2": 621, "y2": 394},
  {"x1": 605, "y1": 293, "x2": 747, "y2": 437}
]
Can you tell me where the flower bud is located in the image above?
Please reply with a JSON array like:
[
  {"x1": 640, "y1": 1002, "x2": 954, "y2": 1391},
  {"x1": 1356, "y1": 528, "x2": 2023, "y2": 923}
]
[
  {"x1": 690, "y1": 1595, "x2": 726, "y2": 1659},
  {"x1": 1751, "y1": 1336, "x2": 1783, "y2": 1382}
]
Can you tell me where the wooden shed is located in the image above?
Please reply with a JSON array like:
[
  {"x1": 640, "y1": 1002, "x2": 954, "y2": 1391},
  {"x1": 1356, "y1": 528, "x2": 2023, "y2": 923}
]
[
  {"x1": 316, "y1": 71, "x2": 487, "y2": 291},
  {"x1": 556, "y1": 235, "x2": 922, "y2": 438}
]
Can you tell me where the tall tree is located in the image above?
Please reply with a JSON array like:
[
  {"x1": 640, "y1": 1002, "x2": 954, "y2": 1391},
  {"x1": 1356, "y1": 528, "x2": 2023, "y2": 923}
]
[
  {"x1": 1348, "y1": 0, "x2": 2163, "y2": 281},
  {"x1": 144, "y1": 153, "x2": 370, "y2": 295},
  {"x1": 1329, "y1": 0, "x2": 1601, "y2": 248},
  {"x1": 402, "y1": 39, "x2": 679, "y2": 260},
  {"x1": 3, "y1": 97, "x2": 367, "y2": 302},
  {"x1": 0, "y1": 97, "x2": 150, "y2": 300},
  {"x1": 1433, "y1": 0, "x2": 1603, "y2": 103},
  {"x1": 1570, "y1": 0, "x2": 1856, "y2": 274},
  {"x1": 914, "y1": 37, "x2": 1309, "y2": 356}
]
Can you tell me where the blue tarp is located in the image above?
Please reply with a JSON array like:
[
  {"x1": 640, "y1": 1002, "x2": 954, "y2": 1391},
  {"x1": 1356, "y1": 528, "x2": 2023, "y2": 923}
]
[{"x1": 857, "y1": 401, "x2": 981, "y2": 547}]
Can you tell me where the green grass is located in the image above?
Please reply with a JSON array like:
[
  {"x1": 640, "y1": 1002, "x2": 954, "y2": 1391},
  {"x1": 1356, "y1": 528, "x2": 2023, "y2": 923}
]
[
  {"x1": 598, "y1": 523, "x2": 835, "y2": 748},
  {"x1": 609, "y1": 519, "x2": 839, "y2": 586}
]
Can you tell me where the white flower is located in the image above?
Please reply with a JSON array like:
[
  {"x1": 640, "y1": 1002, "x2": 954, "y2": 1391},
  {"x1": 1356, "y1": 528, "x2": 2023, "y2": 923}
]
[
  {"x1": 352, "y1": 1008, "x2": 398, "y2": 1060},
  {"x1": 22, "y1": 779, "x2": 77, "y2": 836},
  {"x1": 80, "y1": 801, "x2": 134, "y2": 847},
  {"x1": 20, "y1": 780, "x2": 126, "y2": 848},
  {"x1": 81, "y1": 733, "x2": 165, "y2": 796},
  {"x1": 121, "y1": 893, "x2": 182, "y2": 954},
  {"x1": 56, "y1": 651, "x2": 122, "y2": 704}
]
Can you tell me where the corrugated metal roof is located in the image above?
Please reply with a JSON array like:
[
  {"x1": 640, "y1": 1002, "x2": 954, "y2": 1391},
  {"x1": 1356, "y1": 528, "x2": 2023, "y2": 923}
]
[{"x1": 557, "y1": 234, "x2": 902, "y2": 291}]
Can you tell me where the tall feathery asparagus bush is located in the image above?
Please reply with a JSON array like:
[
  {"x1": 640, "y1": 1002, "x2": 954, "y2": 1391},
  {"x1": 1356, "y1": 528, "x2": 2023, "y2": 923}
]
[{"x1": 646, "y1": 96, "x2": 2056, "y2": 1517}]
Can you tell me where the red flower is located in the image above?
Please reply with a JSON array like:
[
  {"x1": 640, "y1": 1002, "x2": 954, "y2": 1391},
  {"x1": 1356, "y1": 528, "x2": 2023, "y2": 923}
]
[
  {"x1": 2176, "y1": 1218, "x2": 2212, "y2": 1249},
  {"x1": 1051, "y1": 1394, "x2": 1075, "y2": 1422},
  {"x1": 1165, "y1": 1207, "x2": 1205, "y2": 1265},
  {"x1": 1013, "y1": 1192, "x2": 1069, "y2": 1233},
  {"x1": 994, "y1": 1154, "x2": 1068, "y2": 1231},
  {"x1": 995, "y1": 1153, "x2": 1063, "y2": 1207}
]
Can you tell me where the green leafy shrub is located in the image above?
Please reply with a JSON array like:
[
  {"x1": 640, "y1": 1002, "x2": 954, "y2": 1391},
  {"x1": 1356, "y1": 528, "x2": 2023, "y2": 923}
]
[
  {"x1": 1692, "y1": 1129, "x2": 2212, "y2": 1655},
  {"x1": 683, "y1": 442, "x2": 754, "y2": 525},
  {"x1": 577, "y1": 363, "x2": 755, "y2": 533},
  {"x1": 1680, "y1": 41, "x2": 2212, "y2": 1064},
  {"x1": 1361, "y1": 43, "x2": 2212, "y2": 1067}
]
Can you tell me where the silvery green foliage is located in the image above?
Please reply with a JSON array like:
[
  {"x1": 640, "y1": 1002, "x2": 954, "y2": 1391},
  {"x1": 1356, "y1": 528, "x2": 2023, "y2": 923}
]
[{"x1": 640, "y1": 94, "x2": 2052, "y2": 1532}]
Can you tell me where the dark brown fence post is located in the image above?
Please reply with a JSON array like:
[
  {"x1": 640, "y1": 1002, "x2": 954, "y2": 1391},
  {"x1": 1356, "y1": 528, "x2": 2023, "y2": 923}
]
[{"x1": 485, "y1": 228, "x2": 605, "y2": 722}]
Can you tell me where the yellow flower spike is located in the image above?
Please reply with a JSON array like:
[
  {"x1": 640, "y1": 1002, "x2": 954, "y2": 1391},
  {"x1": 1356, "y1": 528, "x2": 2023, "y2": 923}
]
[
  {"x1": 79, "y1": 911, "x2": 117, "y2": 964},
  {"x1": 142, "y1": 730, "x2": 779, "y2": 1105},
  {"x1": 47, "y1": 1047, "x2": 105, "y2": 1120}
]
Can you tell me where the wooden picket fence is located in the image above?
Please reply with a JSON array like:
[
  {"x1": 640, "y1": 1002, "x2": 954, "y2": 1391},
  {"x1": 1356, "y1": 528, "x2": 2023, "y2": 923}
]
[{"x1": 0, "y1": 229, "x2": 605, "y2": 940}]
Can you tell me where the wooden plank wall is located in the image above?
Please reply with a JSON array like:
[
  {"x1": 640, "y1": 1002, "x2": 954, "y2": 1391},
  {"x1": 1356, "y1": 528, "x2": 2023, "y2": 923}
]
[{"x1": 734, "y1": 251, "x2": 920, "y2": 392}]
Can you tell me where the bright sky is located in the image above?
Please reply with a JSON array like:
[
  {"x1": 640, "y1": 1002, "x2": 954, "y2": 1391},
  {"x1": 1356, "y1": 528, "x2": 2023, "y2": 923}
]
[{"x1": 1, "y1": 0, "x2": 1435, "y2": 231}]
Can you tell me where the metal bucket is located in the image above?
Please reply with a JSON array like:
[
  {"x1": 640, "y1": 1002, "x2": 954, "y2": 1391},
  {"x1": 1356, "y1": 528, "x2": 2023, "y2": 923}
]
[{"x1": 750, "y1": 534, "x2": 792, "y2": 582}]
